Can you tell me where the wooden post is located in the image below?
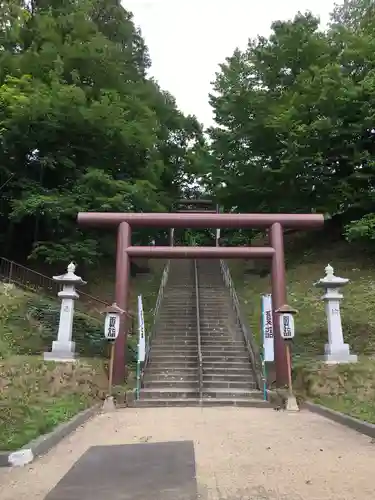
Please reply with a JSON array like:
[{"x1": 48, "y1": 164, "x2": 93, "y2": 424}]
[
  {"x1": 285, "y1": 342, "x2": 293, "y2": 397},
  {"x1": 114, "y1": 222, "x2": 131, "y2": 384},
  {"x1": 108, "y1": 342, "x2": 115, "y2": 396}
]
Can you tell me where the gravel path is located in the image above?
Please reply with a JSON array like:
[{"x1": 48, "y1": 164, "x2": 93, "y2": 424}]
[{"x1": 0, "y1": 407, "x2": 374, "y2": 500}]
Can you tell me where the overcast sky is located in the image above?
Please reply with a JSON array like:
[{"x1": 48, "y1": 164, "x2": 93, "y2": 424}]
[{"x1": 123, "y1": 0, "x2": 340, "y2": 127}]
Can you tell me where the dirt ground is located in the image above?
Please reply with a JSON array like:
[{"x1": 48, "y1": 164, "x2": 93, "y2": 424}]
[{"x1": 0, "y1": 407, "x2": 374, "y2": 500}]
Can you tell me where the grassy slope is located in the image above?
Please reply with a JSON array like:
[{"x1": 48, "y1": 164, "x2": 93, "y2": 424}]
[
  {"x1": 0, "y1": 261, "x2": 164, "y2": 450},
  {"x1": 231, "y1": 231, "x2": 375, "y2": 422},
  {"x1": 0, "y1": 356, "x2": 107, "y2": 451}
]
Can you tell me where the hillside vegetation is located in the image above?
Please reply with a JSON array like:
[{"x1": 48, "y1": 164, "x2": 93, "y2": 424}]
[
  {"x1": 232, "y1": 230, "x2": 375, "y2": 422},
  {"x1": 3, "y1": 0, "x2": 375, "y2": 437},
  {"x1": 0, "y1": 260, "x2": 163, "y2": 451}
]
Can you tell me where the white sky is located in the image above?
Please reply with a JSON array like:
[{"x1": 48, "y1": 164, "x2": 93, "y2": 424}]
[{"x1": 123, "y1": 0, "x2": 340, "y2": 127}]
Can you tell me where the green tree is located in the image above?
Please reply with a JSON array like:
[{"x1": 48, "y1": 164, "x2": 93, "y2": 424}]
[
  {"x1": 209, "y1": 8, "x2": 375, "y2": 246},
  {"x1": 0, "y1": 0, "x2": 204, "y2": 264}
]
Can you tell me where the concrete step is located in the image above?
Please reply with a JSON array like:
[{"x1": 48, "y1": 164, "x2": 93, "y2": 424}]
[
  {"x1": 150, "y1": 353, "x2": 197, "y2": 360},
  {"x1": 156, "y1": 322, "x2": 197, "y2": 328},
  {"x1": 144, "y1": 373, "x2": 198, "y2": 382},
  {"x1": 152, "y1": 339, "x2": 197, "y2": 345},
  {"x1": 200, "y1": 354, "x2": 248, "y2": 362},
  {"x1": 155, "y1": 330, "x2": 197, "y2": 335},
  {"x1": 152, "y1": 341, "x2": 197, "y2": 347},
  {"x1": 199, "y1": 398, "x2": 268, "y2": 408},
  {"x1": 152, "y1": 337, "x2": 197, "y2": 344},
  {"x1": 199, "y1": 307, "x2": 230, "y2": 311},
  {"x1": 154, "y1": 332, "x2": 196, "y2": 338},
  {"x1": 203, "y1": 388, "x2": 263, "y2": 399},
  {"x1": 159, "y1": 307, "x2": 196, "y2": 321},
  {"x1": 203, "y1": 371, "x2": 254, "y2": 379},
  {"x1": 202, "y1": 380, "x2": 258, "y2": 390},
  {"x1": 200, "y1": 329, "x2": 232, "y2": 334},
  {"x1": 199, "y1": 320, "x2": 228, "y2": 324},
  {"x1": 155, "y1": 329, "x2": 197, "y2": 335},
  {"x1": 135, "y1": 398, "x2": 200, "y2": 407},
  {"x1": 146, "y1": 367, "x2": 198, "y2": 376},
  {"x1": 200, "y1": 346, "x2": 246, "y2": 354},
  {"x1": 134, "y1": 397, "x2": 269, "y2": 408},
  {"x1": 143, "y1": 380, "x2": 198, "y2": 389},
  {"x1": 160, "y1": 299, "x2": 195, "y2": 302},
  {"x1": 201, "y1": 335, "x2": 237, "y2": 339},
  {"x1": 199, "y1": 302, "x2": 230, "y2": 307},
  {"x1": 151, "y1": 344, "x2": 197, "y2": 350},
  {"x1": 200, "y1": 330, "x2": 233, "y2": 335},
  {"x1": 200, "y1": 337, "x2": 241, "y2": 342},
  {"x1": 151, "y1": 347, "x2": 197, "y2": 354},
  {"x1": 154, "y1": 331, "x2": 196, "y2": 336},
  {"x1": 201, "y1": 342, "x2": 243, "y2": 347},
  {"x1": 149, "y1": 360, "x2": 197, "y2": 369},
  {"x1": 159, "y1": 312, "x2": 195, "y2": 315},
  {"x1": 200, "y1": 327, "x2": 234, "y2": 332},
  {"x1": 161, "y1": 302, "x2": 195, "y2": 305},
  {"x1": 200, "y1": 295, "x2": 228, "y2": 298},
  {"x1": 202, "y1": 361, "x2": 252, "y2": 369},
  {"x1": 140, "y1": 388, "x2": 199, "y2": 399}
]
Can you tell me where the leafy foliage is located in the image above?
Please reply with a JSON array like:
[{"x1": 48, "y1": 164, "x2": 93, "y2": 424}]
[
  {"x1": 0, "y1": 0, "x2": 204, "y2": 265},
  {"x1": 208, "y1": 0, "x2": 375, "y2": 245}
]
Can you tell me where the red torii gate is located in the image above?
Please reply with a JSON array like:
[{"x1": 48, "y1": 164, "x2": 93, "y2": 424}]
[{"x1": 77, "y1": 212, "x2": 324, "y2": 386}]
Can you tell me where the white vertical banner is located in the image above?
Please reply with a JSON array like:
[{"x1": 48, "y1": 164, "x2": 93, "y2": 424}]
[
  {"x1": 262, "y1": 294, "x2": 274, "y2": 362},
  {"x1": 137, "y1": 295, "x2": 146, "y2": 362}
]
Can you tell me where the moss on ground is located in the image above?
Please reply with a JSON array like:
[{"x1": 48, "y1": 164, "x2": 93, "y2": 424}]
[{"x1": 231, "y1": 232, "x2": 375, "y2": 422}]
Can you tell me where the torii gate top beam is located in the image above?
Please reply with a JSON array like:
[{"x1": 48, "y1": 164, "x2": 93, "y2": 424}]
[{"x1": 77, "y1": 212, "x2": 324, "y2": 229}]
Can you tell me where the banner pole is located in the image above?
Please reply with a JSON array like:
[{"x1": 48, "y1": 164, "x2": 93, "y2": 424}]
[
  {"x1": 136, "y1": 295, "x2": 146, "y2": 401},
  {"x1": 261, "y1": 297, "x2": 267, "y2": 401}
]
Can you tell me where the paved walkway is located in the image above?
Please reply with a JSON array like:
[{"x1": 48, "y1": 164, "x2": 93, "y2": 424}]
[{"x1": 0, "y1": 407, "x2": 374, "y2": 499}]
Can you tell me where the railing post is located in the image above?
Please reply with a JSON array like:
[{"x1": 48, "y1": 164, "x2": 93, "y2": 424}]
[{"x1": 8, "y1": 261, "x2": 13, "y2": 283}]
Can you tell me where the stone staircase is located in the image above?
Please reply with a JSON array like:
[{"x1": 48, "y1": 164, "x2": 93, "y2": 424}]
[
  {"x1": 197, "y1": 259, "x2": 265, "y2": 406},
  {"x1": 138, "y1": 260, "x2": 199, "y2": 406},
  {"x1": 137, "y1": 258, "x2": 267, "y2": 407}
]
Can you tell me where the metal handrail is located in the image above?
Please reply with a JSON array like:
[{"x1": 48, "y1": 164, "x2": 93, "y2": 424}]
[
  {"x1": 193, "y1": 259, "x2": 203, "y2": 402},
  {"x1": 0, "y1": 256, "x2": 110, "y2": 318},
  {"x1": 141, "y1": 260, "x2": 170, "y2": 382},
  {"x1": 219, "y1": 259, "x2": 263, "y2": 390}
]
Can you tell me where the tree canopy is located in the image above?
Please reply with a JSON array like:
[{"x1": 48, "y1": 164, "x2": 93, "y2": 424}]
[
  {"x1": 208, "y1": 0, "x2": 375, "y2": 246},
  {"x1": 0, "y1": 0, "x2": 204, "y2": 264},
  {"x1": 3, "y1": 0, "x2": 375, "y2": 264}
]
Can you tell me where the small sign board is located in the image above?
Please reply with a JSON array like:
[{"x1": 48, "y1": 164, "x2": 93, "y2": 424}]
[
  {"x1": 279, "y1": 313, "x2": 295, "y2": 340},
  {"x1": 104, "y1": 312, "x2": 120, "y2": 340}
]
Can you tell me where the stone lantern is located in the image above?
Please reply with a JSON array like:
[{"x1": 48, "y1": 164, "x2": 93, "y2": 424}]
[
  {"x1": 314, "y1": 264, "x2": 357, "y2": 364},
  {"x1": 44, "y1": 262, "x2": 86, "y2": 362}
]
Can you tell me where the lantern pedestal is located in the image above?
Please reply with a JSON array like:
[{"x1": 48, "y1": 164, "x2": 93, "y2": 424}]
[
  {"x1": 102, "y1": 396, "x2": 116, "y2": 412},
  {"x1": 314, "y1": 264, "x2": 357, "y2": 364},
  {"x1": 44, "y1": 262, "x2": 86, "y2": 363},
  {"x1": 44, "y1": 341, "x2": 77, "y2": 362}
]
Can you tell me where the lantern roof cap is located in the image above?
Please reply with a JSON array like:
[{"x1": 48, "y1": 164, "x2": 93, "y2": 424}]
[
  {"x1": 275, "y1": 303, "x2": 298, "y2": 315},
  {"x1": 101, "y1": 302, "x2": 125, "y2": 315}
]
